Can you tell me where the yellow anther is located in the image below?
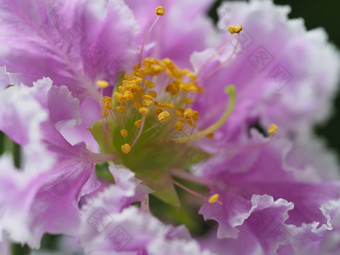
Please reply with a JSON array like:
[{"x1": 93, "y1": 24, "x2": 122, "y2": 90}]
[
  {"x1": 268, "y1": 124, "x2": 278, "y2": 135},
  {"x1": 116, "y1": 106, "x2": 126, "y2": 114},
  {"x1": 144, "y1": 80, "x2": 155, "y2": 88},
  {"x1": 228, "y1": 25, "x2": 243, "y2": 34},
  {"x1": 134, "y1": 119, "x2": 142, "y2": 128},
  {"x1": 143, "y1": 57, "x2": 156, "y2": 66},
  {"x1": 164, "y1": 103, "x2": 175, "y2": 110},
  {"x1": 133, "y1": 68, "x2": 146, "y2": 78},
  {"x1": 121, "y1": 143, "x2": 131, "y2": 154},
  {"x1": 105, "y1": 100, "x2": 113, "y2": 110},
  {"x1": 175, "y1": 121, "x2": 184, "y2": 131},
  {"x1": 155, "y1": 107, "x2": 164, "y2": 116},
  {"x1": 155, "y1": 6, "x2": 165, "y2": 16},
  {"x1": 139, "y1": 107, "x2": 150, "y2": 115},
  {"x1": 142, "y1": 95, "x2": 154, "y2": 101},
  {"x1": 151, "y1": 64, "x2": 162, "y2": 73},
  {"x1": 148, "y1": 90, "x2": 158, "y2": 98},
  {"x1": 123, "y1": 91, "x2": 135, "y2": 101},
  {"x1": 165, "y1": 81, "x2": 180, "y2": 95},
  {"x1": 119, "y1": 86, "x2": 127, "y2": 94},
  {"x1": 113, "y1": 92, "x2": 126, "y2": 104},
  {"x1": 169, "y1": 86, "x2": 236, "y2": 144},
  {"x1": 184, "y1": 108, "x2": 199, "y2": 121},
  {"x1": 101, "y1": 108, "x2": 108, "y2": 118},
  {"x1": 134, "y1": 101, "x2": 143, "y2": 109},
  {"x1": 175, "y1": 107, "x2": 185, "y2": 117},
  {"x1": 208, "y1": 194, "x2": 220, "y2": 204},
  {"x1": 158, "y1": 111, "x2": 170, "y2": 122},
  {"x1": 143, "y1": 99, "x2": 153, "y2": 107},
  {"x1": 184, "y1": 98, "x2": 193, "y2": 105},
  {"x1": 120, "y1": 129, "x2": 129, "y2": 137},
  {"x1": 103, "y1": 96, "x2": 111, "y2": 103},
  {"x1": 96, "y1": 80, "x2": 109, "y2": 88},
  {"x1": 180, "y1": 82, "x2": 199, "y2": 93},
  {"x1": 206, "y1": 133, "x2": 214, "y2": 139}
]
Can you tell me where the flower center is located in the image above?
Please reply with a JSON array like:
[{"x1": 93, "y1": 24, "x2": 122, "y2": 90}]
[{"x1": 88, "y1": 6, "x2": 243, "y2": 207}]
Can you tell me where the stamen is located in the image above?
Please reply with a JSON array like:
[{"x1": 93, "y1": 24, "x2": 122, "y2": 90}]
[
  {"x1": 158, "y1": 111, "x2": 170, "y2": 122},
  {"x1": 96, "y1": 80, "x2": 109, "y2": 88},
  {"x1": 138, "y1": 7, "x2": 165, "y2": 67},
  {"x1": 198, "y1": 26, "x2": 242, "y2": 82},
  {"x1": 168, "y1": 86, "x2": 236, "y2": 144},
  {"x1": 120, "y1": 129, "x2": 129, "y2": 137},
  {"x1": 121, "y1": 143, "x2": 131, "y2": 154},
  {"x1": 228, "y1": 25, "x2": 243, "y2": 34},
  {"x1": 139, "y1": 107, "x2": 150, "y2": 115},
  {"x1": 134, "y1": 119, "x2": 142, "y2": 128},
  {"x1": 131, "y1": 115, "x2": 146, "y2": 148},
  {"x1": 175, "y1": 121, "x2": 184, "y2": 131},
  {"x1": 171, "y1": 178, "x2": 223, "y2": 205},
  {"x1": 208, "y1": 194, "x2": 220, "y2": 204},
  {"x1": 268, "y1": 124, "x2": 278, "y2": 134},
  {"x1": 155, "y1": 6, "x2": 165, "y2": 16}
]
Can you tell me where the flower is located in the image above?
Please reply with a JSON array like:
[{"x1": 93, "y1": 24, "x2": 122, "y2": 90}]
[{"x1": 0, "y1": 0, "x2": 339, "y2": 254}]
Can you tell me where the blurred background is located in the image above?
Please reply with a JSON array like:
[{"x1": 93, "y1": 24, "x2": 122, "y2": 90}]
[{"x1": 210, "y1": 0, "x2": 340, "y2": 160}]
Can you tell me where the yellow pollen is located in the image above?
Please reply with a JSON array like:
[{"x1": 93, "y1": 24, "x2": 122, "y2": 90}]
[
  {"x1": 268, "y1": 124, "x2": 278, "y2": 134},
  {"x1": 158, "y1": 111, "x2": 170, "y2": 122},
  {"x1": 116, "y1": 106, "x2": 126, "y2": 113},
  {"x1": 208, "y1": 194, "x2": 220, "y2": 204},
  {"x1": 143, "y1": 99, "x2": 153, "y2": 107},
  {"x1": 142, "y1": 95, "x2": 154, "y2": 101},
  {"x1": 113, "y1": 92, "x2": 126, "y2": 104},
  {"x1": 164, "y1": 103, "x2": 175, "y2": 109},
  {"x1": 155, "y1": 107, "x2": 164, "y2": 116},
  {"x1": 144, "y1": 80, "x2": 155, "y2": 88},
  {"x1": 104, "y1": 100, "x2": 113, "y2": 110},
  {"x1": 134, "y1": 119, "x2": 142, "y2": 128},
  {"x1": 139, "y1": 107, "x2": 150, "y2": 115},
  {"x1": 96, "y1": 80, "x2": 109, "y2": 88},
  {"x1": 228, "y1": 25, "x2": 243, "y2": 34},
  {"x1": 148, "y1": 90, "x2": 158, "y2": 98},
  {"x1": 102, "y1": 96, "x2": 111, "y2": 103},
  {"x1": 175, "y1": 107, "x2": 185, "y2": 117},
  {"x1": 119, "y1": 86, "x2": 127, "y2": 94},
  {"x1": 121, "y1": 143, "x2": 131, "y2": 154},
  {"x1": 184, "y1": 98, "x2": 193, "y2": 105},
  {"x1": 175, "y1": 121, "x2": 184, "y2": 131},
  {"x1": 123, "y1": 91, "x2": 135, "y2": 101},
  {"x1": 184, "y1": 108, "x2": 199, "y2": 121},
  {"x1": 120, "y1": 129, "x2": 128, "y2": 137},
  {"x1": 134, "y1": 101, "x2": 142, "y2": 109},
  {"x1": 155, "y1": 6, "x2": 165, "y2": 16},
  {"x1": 101, "y1": 108, "x2": 108, "y2": 118}
]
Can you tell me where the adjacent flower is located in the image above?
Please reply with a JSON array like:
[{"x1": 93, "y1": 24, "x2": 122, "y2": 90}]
[{"x1": 0, "y1": 0, "x2": 339, "y2": 254}]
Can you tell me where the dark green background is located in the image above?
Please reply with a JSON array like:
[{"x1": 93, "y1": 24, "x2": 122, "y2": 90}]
[{"x1": 210, "y1": 0, "x2": 340, "y2": 159}]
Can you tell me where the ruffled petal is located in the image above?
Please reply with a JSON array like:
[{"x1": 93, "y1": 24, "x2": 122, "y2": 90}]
[{"x1": 0, "y1": 0, "x2": 138, "y2": 99}]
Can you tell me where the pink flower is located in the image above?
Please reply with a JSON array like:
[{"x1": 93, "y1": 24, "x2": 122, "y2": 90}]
[{"x1": 0, "y1": 0, "x2": 339, "y2": 254}]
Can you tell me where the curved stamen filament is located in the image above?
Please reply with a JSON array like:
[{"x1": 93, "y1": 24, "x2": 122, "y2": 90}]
[
  {"x1": 199, "y1": 33, "x2": 241, "y2": 82},
  {"x1": 138, "y1": 16, "x2": 161, "y2": 67},
  {"x1": 197, "y1": 34, "x2": 233, "y2": 76},
  {"x1": 171, "y1": 178, "x2": 223, "y2": 205},
  {"x1": 131, "y1": 114, "x2": 146, "y2": 148},
  {"x1": 168, "y1": 85, "x2": 236, "y2": 144}
]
